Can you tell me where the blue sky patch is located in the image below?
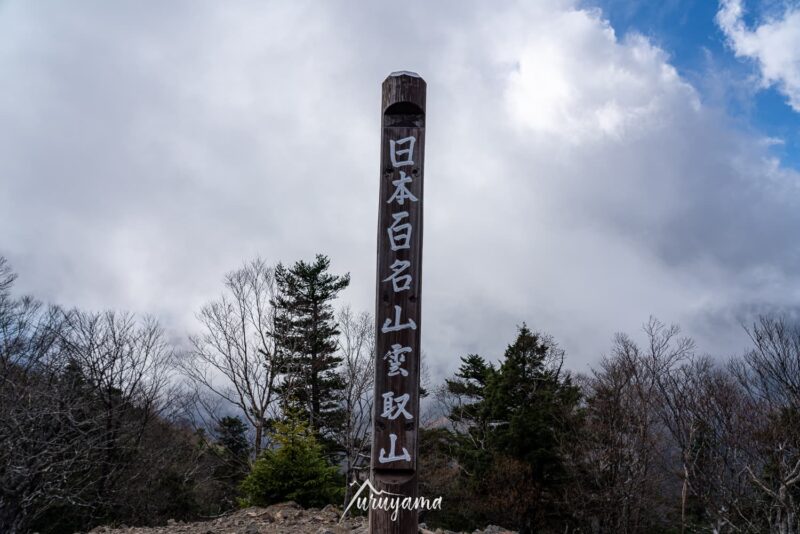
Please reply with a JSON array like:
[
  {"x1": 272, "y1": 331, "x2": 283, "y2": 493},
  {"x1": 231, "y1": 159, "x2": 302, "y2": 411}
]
[{"x1": 586, "y1": 0, "x2": 800, "y2": 168}]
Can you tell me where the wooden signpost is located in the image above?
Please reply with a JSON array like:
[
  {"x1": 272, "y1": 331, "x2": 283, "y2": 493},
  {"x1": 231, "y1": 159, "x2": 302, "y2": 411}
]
[{"x1": 369, "y1": 71, "x2": 427, "y2": 534}]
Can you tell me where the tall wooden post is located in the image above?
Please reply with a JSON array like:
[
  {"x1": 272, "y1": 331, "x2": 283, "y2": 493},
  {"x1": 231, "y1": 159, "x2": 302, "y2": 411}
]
[{"x1": 369, "y1": 71, "x2": 426, "y2": 534}]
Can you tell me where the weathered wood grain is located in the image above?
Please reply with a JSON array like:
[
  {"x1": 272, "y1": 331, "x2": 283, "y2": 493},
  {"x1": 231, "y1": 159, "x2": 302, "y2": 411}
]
[{"x1": 369, "y1": 71, "x2": 427, "y2": 534}]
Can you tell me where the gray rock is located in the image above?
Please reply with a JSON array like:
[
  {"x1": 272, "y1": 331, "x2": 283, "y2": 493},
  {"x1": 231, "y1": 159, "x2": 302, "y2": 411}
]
[
  {"x1": 274, "y1": 506, "x2": 303, "y2": 522},
  {"x1": 317, "y1": 504, "x2": 340, "y2": 522}
]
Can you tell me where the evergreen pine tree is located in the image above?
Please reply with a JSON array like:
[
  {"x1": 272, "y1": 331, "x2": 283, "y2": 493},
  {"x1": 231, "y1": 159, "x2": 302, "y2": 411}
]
[
  {"x1": 442, "y1": 325, "x2": 582, "y2": 532},
  {"x1": 272, "y1": 254, "x2": 350, "y2": 444},
  {"x1": 214, "y1": 416, "x2": 250, "y2": 482},
  {"x1": 484, "y1": 325, "x2": 580, "y2": 480}
]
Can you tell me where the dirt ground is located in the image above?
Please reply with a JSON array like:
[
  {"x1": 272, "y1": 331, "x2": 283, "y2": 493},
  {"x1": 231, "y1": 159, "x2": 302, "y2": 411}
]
[{"x1": 83, "y1": 501, "x2": 516, "y2": 534}]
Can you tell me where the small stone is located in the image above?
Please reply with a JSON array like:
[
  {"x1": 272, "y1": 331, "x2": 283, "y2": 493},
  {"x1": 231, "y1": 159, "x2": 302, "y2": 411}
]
[
  {"x1": 275, "y1": 507, "x2": 302, "y2": 522},
  {"x1": 320, "y1": 504, "x2": 340, "y2": 519}
]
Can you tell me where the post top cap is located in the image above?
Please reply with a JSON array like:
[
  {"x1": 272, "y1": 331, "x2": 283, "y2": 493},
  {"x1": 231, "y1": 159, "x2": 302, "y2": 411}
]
[
  {"x1": 388, "y1": 70, "x2": 421, "y2": 78},
  {"x1": 382, "y1": 71, "x2": 426, "y2": 114}
]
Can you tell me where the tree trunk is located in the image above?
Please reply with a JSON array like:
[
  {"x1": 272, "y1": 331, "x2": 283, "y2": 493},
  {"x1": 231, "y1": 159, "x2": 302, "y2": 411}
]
[
  {"x1": 254, "y1": 423, "x2": 263, "y2": 457},
  {"x1": 681, "y1": 463, "x2": 688, "y2": 534}
]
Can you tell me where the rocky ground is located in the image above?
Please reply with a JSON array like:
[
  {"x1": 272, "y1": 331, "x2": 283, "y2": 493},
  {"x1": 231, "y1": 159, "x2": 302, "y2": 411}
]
[{"x1": 84, "y1": 501, "x2": 516, "y2": 534}]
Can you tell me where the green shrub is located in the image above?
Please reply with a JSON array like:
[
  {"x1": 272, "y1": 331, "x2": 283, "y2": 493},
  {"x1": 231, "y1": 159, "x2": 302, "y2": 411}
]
[{"x1": 239, "y1": 414, "x2": 343, "y2": 508}]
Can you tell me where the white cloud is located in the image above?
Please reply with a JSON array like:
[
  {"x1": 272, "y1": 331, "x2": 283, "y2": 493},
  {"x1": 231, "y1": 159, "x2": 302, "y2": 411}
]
[
  {"x1": 1, "y1": 0, "x2": 798, "y2": 379},
  {"x1": 717, "y1": 0, "x2": 800, "y2": 111},
  {"x1": 505, "y1": 11, "x2": 699, "y2": 141}
]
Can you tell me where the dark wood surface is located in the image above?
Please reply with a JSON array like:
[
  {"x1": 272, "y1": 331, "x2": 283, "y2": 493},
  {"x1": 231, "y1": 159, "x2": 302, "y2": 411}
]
[{"x1": 369, "y1": 72, "x2": 426, "y2": 534}]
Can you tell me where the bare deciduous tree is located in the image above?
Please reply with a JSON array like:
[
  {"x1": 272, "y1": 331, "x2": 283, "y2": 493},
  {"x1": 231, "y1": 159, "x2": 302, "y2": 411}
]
[
  {"x1": 0, "y1": 256, "x2": 16, "y2": 296},
  {"x1": 56, "y1": 309, "x2": 175, "y2": 526},
  {"x1": 730, "y1": 316, "x2": 800, "y2": 534},
  {"x1": 0, "y1": 301, "x2": 85, "y2": 532},
  {"x1": 335, "y1": 306, "x2": 374, "y2": 504},
  {"x1": 180, "y1": 258, "x2": 283, "y2": 455},
  {"x1": 0, "y1": 258, "x2": 177, "y2": 533},
  {"x1": 570, "y1": 319, "x2": 689, "y2": 533},
  {"x1": 61, "y1": 309, "x2": 174, "y2": 419}
]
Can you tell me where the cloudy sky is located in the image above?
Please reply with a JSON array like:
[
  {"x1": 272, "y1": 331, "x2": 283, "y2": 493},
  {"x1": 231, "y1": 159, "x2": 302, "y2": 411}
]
[{"x1": 2, "y1": 0, "x2": 800, "y2": 378}]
